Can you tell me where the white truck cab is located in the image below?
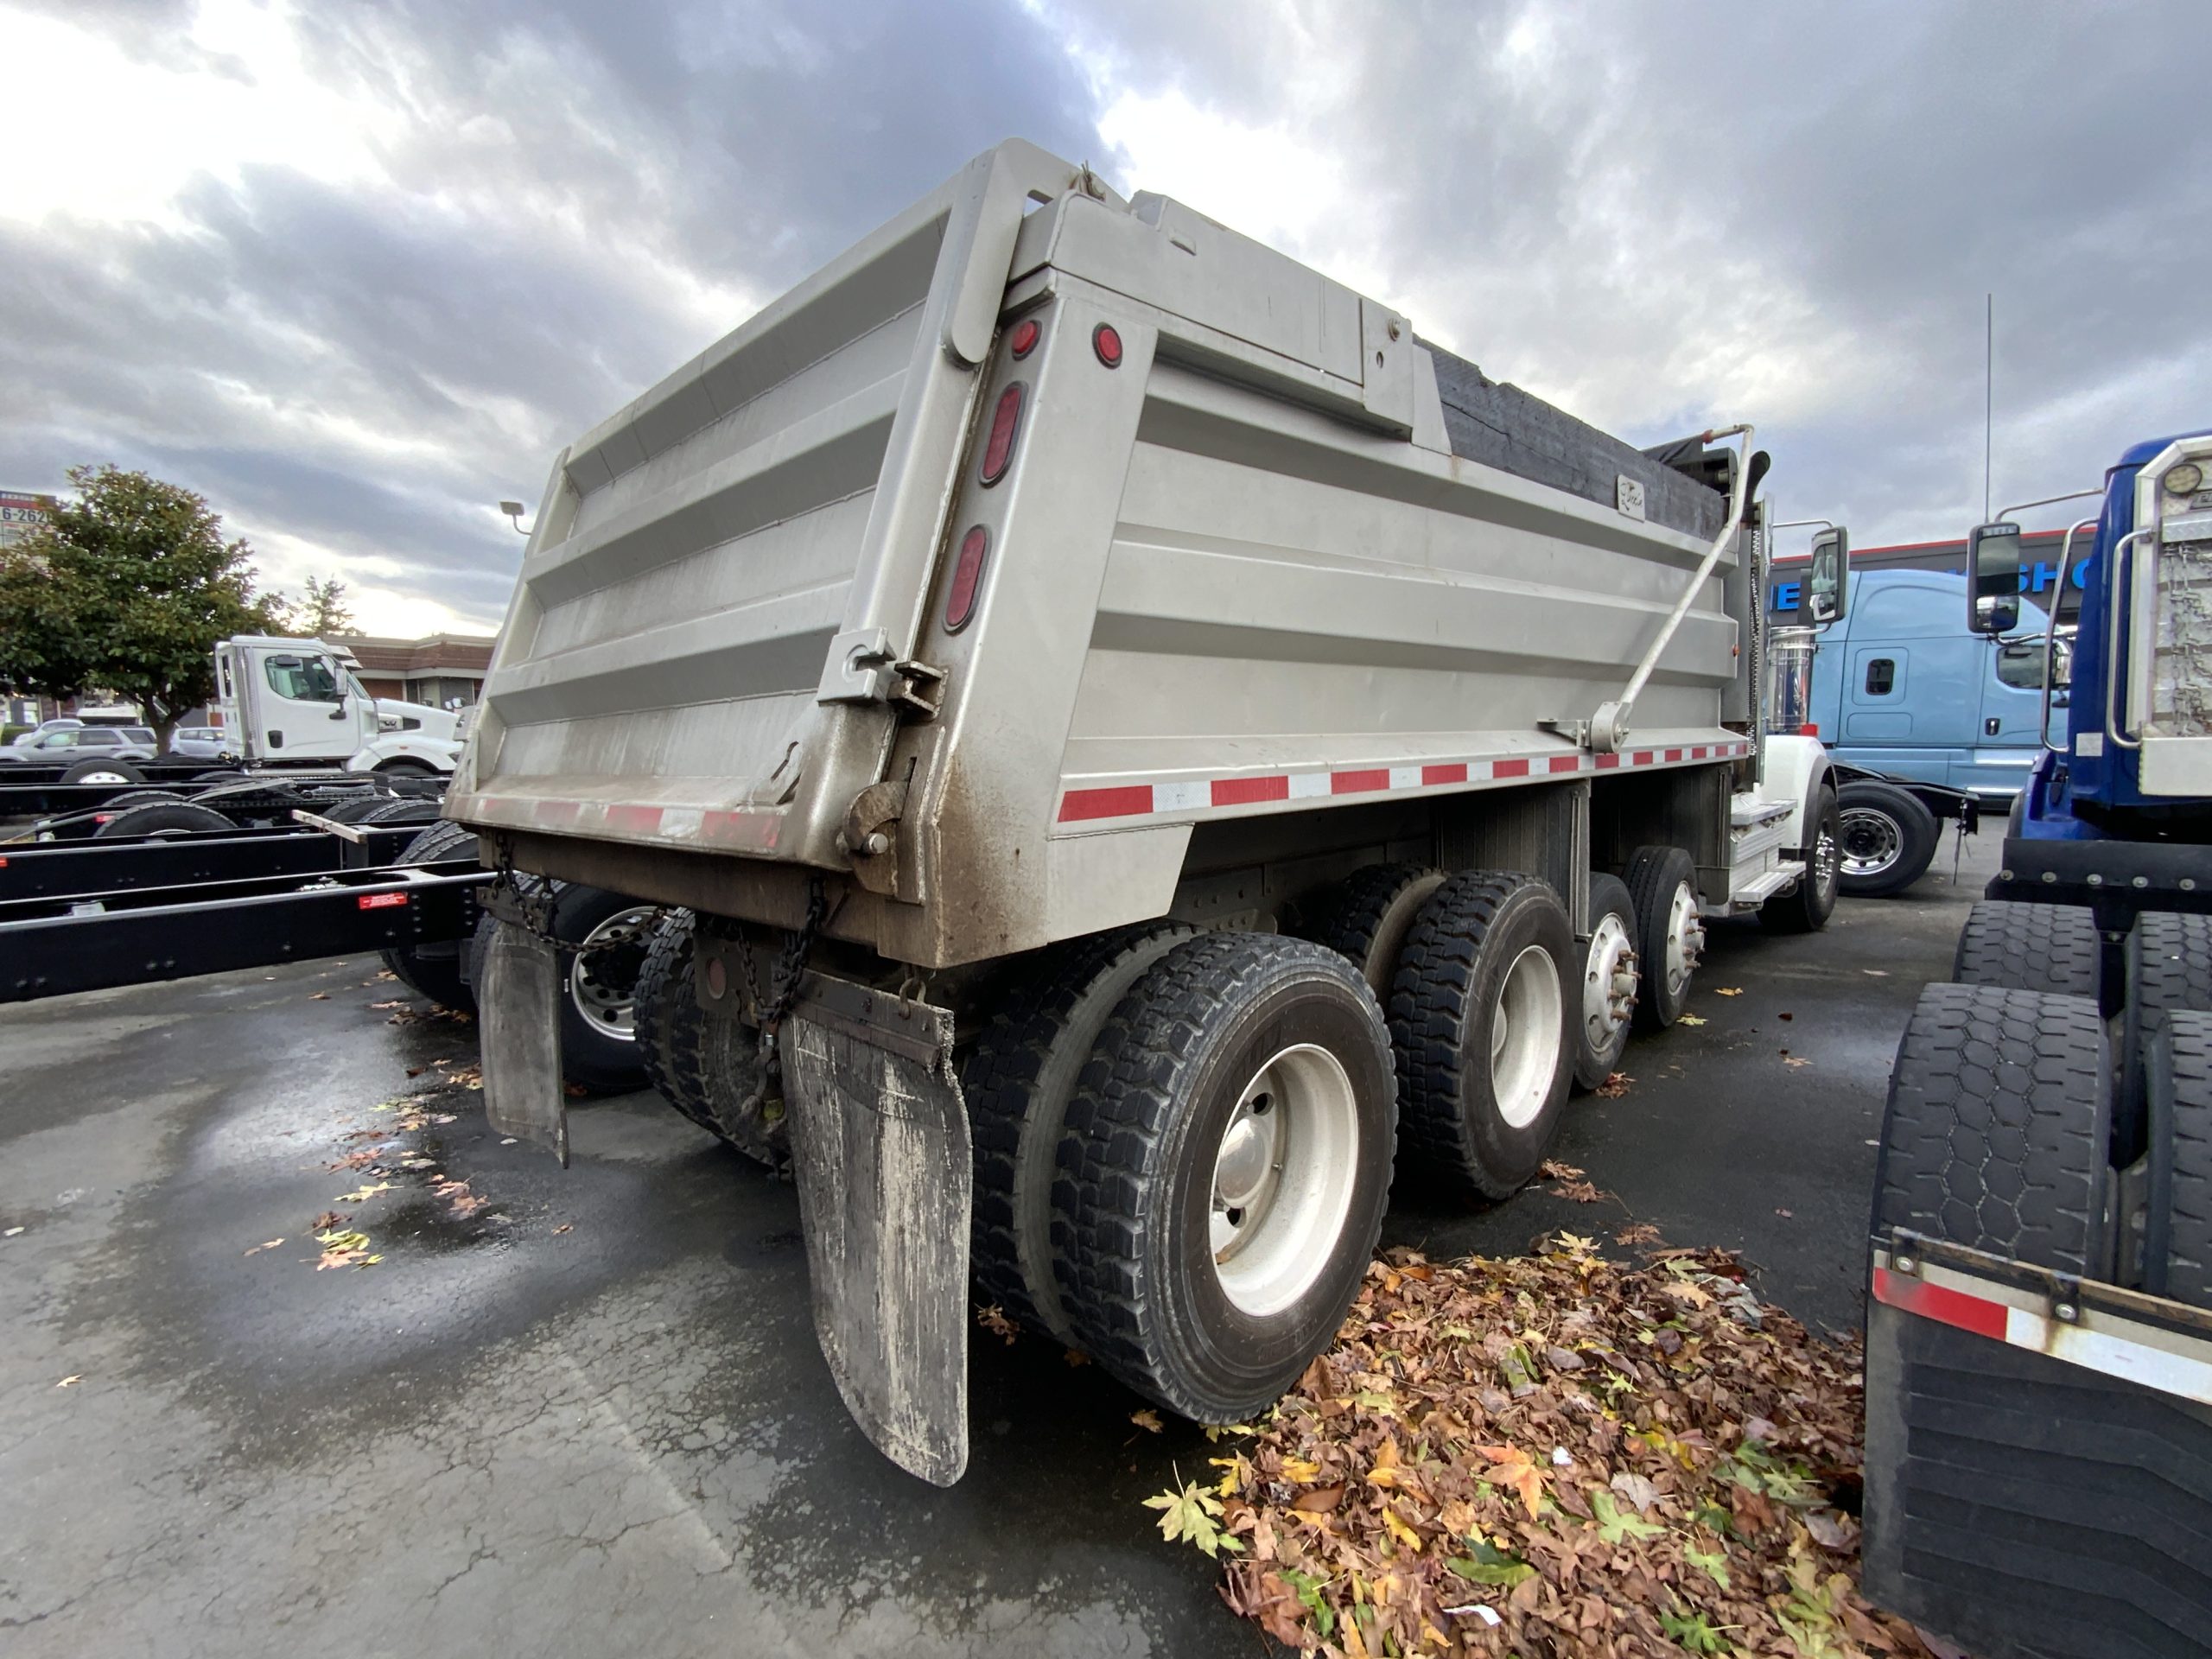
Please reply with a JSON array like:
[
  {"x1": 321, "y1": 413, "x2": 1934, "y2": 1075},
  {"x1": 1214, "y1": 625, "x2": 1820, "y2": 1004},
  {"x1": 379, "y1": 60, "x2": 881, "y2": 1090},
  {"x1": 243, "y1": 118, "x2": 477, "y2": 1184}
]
[{"x1": 213, "y1": 636, "x2": 460, "y2": 775}]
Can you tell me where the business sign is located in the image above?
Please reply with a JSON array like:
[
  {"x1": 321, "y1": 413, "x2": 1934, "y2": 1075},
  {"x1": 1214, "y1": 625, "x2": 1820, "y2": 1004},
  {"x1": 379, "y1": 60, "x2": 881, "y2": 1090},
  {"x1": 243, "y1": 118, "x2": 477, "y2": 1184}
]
[{"x1": 0, "y1": 490, "x2": 55, "y2": 550}]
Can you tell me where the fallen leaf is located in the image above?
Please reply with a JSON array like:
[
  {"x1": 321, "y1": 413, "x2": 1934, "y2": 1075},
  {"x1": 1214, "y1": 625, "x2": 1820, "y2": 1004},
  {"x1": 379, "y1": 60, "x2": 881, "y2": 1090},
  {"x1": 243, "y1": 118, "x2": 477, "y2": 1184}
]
[
  {"x1": 334, "y1": 1181, "x2": 393, "y2": 1204},
  {"x1": 3, "y1": 1226, "x2": 23, "y2": 1237},
  {"x1": 1130, "y1": 1408, "x2": 1165, "y2": 1433},
  {"x1": 243, "y1": 1238, "x2": 284, "y2": 1255},
  {"x1": 1142, "y1": 1477, "x2": 1242, "y2": 1557},
  {"x1": 308, "y1": 991, "x2": 331, "y2": 1001},
  {"x1": 551, "y1": 1223, "x2": 572, "y2": 1235},
  {"x1": 1539, "y1": 1159, "x2": 1586, "y2": 1180},
  {"x1": 1291, "y1": 1484, "x2": 1345, "y2": 1514},
  {"x1": 1063, "y1": 1348, "x2": 1090, "y2": 1368},
  {"x1": 1778, "y1": 1010, "x2": 1795, "y2": 1021},
  {"x1": 1614, "y1": 1223, "x2": 1662, "y2": 1246},
  {"x1": 1549, "y1": 1179, "x2": 1605, "y2": 1204},
  {"x1": 1776, "y1": 1207, "x2": 1795, "y2": 1218},
  {"x1": 1678, "y1": 1013, "x2": 1707, "y2": 1027},
  {"x1": 1595, "y1": 1071, "x2": 1634, "y2": 1098},
  {"x1": 313, "y1": 1211, "x2": 346, "y2": 1230},
  {"x1": 1476, "y1": 1443, "x2": 1545, "y2": 1519},
  {"x1": 1713, "y1": 987, "x2": 1743, "y2": 996},
  {"x1": 405, "y1": 1066, "x2": 426, "y2": 1078},
  {"x1": 1783, "y1": 1056, "x2": 1813, "y2": 1069},
  {"x1": 976, "y1": 1304, "x2": 1019, "y2": 1345},
  {"x1": 56, "y1": 1375, "x2": 82, "y2": 1388}
]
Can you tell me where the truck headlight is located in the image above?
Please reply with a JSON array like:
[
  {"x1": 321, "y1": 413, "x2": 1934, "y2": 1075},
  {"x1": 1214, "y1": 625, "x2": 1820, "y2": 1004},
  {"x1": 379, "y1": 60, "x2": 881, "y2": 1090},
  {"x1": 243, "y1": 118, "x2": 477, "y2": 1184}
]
[{"x1": 2165, "y1": 461, "x2": 2204, "y2": 496}]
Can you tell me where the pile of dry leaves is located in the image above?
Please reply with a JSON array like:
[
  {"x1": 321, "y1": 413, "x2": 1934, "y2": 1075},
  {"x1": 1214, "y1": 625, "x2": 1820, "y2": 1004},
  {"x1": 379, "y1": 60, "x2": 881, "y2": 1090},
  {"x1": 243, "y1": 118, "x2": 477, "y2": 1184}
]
[{"x1": 1182, "y1": 1233, "x2": 1928, "y2": 1657}]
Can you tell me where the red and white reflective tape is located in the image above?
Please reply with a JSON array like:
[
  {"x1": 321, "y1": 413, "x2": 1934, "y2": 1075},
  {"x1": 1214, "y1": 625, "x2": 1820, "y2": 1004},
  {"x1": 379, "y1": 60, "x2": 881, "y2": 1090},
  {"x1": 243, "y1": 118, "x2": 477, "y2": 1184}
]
[
  {"x1": 456, "y1": 795, "x2": 785, "y2": 854},
  {"x1": 1872, "y1": 1265, "x2": 2212, "y2": 1406},
  {"x1": 1058, "y1": 741, "x2": 1754, "y2": 826}
]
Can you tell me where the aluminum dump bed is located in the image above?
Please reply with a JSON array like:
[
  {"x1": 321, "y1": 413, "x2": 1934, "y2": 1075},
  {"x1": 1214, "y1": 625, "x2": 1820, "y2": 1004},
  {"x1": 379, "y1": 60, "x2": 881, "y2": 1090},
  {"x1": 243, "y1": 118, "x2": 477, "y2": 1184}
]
[{"x1": 450, "y1": 140, "x2": 1751, "y2": 969}]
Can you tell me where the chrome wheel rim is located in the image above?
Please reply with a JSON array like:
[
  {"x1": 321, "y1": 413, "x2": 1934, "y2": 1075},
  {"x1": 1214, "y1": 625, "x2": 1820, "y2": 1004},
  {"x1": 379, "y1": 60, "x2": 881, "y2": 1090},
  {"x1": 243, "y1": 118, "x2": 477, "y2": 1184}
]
[
  {"x1": 1582, "y1": 913, "x2": 1637, "y2": 1057},
  {"x1": 1491, "y1": 943, "x2": 1565, "y2": 1128},
  {"x1": 569, "y1": 906, "x2": 656, "y2": 1040},
  {"x1": 74, "y1": 768, "x2": 133, "y2": 785},
  {"x1": 1663, "y1": 880, "x2": 1705, "y2": 1000},
  {"x1": 1812, "y1": 824, "x2": 1840, "y2": 899},
  {"x1": 1211, "y1": 1043, "x2": 1360, "y2": 1317},
  {"x1": 1839, "y1": 807, "x2": 1901, "y2": 877}
]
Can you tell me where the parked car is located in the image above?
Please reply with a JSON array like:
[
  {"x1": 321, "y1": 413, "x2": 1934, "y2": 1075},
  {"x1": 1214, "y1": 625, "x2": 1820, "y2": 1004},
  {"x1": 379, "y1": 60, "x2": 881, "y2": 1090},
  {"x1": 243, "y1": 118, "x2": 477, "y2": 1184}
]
[
  {"x1": 9, "y1": 717, "x2": 83, "y2": 748},
  {"x1": 0, "y1": 726, "x2": 158, "y2": 766},
  {"x1": 167, "y1": 726, "x2": 229, "y2": 760}
]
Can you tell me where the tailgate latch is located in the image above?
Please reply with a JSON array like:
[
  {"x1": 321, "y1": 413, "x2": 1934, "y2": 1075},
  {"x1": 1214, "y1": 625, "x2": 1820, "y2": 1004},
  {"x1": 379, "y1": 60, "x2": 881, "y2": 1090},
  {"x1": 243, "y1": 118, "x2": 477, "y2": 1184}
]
[{"x1": 817, "y1": 627, "x2": 945, "y2": 718}]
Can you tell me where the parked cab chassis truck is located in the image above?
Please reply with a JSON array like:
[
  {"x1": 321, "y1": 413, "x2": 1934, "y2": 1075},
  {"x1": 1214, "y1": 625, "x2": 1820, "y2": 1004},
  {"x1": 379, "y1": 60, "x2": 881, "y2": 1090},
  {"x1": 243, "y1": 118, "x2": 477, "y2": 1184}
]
[
  {"x1": 1863, "y1": 429, "x2": 2212, "y2": 1658},
  {"x1": 0, "y1": 633, "x2": 461, "y2": 792},
  {"x1": 0, "y1": 783, "x2": 655, "y2": 1094},
  {"x1": 448, "y1": 141, "x2": 1847, "y2": 1484}
]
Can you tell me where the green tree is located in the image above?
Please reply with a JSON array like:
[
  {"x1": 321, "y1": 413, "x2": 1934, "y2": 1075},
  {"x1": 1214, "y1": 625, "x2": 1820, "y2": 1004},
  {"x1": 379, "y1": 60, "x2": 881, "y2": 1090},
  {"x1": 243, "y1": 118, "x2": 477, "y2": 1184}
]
[
  {"x1": 298, "y1": 573, "x2": 356, "y2": 637},
  {"x1": 0, "y1": 465, "x2": 288, "y2": 747}
]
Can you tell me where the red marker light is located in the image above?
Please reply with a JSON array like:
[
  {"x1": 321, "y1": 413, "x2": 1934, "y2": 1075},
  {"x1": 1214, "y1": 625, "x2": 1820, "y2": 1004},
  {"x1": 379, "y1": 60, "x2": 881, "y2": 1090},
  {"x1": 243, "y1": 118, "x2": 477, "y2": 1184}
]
[
  {"x1": 945, "y1": 526, "x2": 989, "y2": 632},
  {"x1": 1093, "y1": 323, "x2": 1123, "y2": 367},
  {"x1": 359, "y1": 892, "x2": 409, "y2": 910},
  {"x1": 1008, "y1": 318, "x2": 1039, "y2": 359},
  {"x1": 1800, "y1": 723, "x2": 1820, "y2": 738},
  {"x1": 980, "y1": 383, "x2": 1025, "y2": 486}
]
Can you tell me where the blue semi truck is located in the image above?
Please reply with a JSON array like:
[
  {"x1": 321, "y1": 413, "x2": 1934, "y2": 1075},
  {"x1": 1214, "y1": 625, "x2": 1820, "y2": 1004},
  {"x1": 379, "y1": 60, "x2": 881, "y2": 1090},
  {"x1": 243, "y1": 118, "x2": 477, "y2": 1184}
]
[
  {"x1": 1861, "y1": 430, "x2": 2212, "y2": 1659},
  {"x1": 1793, "y1": 565, "x2": 2069, "y2": 894}
]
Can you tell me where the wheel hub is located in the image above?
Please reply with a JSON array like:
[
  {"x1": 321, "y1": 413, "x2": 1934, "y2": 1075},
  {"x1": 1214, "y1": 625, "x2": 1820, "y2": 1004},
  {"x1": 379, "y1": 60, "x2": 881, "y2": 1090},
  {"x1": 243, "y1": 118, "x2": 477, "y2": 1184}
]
[
  {"x1": 569, "y1": 906, "x2": 657, "y2": 1040},
  {"x1": 1582, "y1": 914, "x2": 1637, "y2": 1049},
  {"x1": 1839, "y1": 807, "x2": 1901, "y2": 876},
  {"x1": 1491, "y1": 943, "x2": 1566, "y2": 1128},
  {"x1": 1664, "y1": 880, "x2": 1705, "y2": 997},
  {"x1": 1210, "y1": 1044, "x2": 1361, "y2": 1317}
]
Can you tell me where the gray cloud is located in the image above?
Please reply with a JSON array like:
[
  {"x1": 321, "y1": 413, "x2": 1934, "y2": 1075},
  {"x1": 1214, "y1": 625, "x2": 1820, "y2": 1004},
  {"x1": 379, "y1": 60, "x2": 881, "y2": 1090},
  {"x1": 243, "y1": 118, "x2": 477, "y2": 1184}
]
[{"x1": 1, "y1": 0, "x2": 2204, "y2": 636}]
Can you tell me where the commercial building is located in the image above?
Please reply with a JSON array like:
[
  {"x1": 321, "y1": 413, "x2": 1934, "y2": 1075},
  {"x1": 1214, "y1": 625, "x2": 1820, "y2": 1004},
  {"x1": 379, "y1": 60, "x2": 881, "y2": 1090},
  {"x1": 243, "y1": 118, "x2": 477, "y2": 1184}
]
[{"x1": 332, "y1": 632, "x2": 495, "y2": 709}]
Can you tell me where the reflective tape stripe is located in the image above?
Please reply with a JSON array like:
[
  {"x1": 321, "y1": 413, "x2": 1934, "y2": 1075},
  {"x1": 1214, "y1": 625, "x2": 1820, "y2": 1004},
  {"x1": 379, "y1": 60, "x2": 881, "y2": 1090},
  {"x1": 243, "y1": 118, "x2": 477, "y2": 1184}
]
[
  {"x1": 1056, "y1": 741, "x2": 1753, "y2": 825},
  {"x1": 1872, "y1": 1266, "x2": 2212, "y2": 1406}
]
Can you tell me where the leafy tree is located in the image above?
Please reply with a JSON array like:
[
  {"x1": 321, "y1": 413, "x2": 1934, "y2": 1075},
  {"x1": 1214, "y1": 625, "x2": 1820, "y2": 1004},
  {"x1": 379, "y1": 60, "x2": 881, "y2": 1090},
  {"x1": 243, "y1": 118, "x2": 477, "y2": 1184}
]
[
  {"x1": 0, "y1": 466, "x2": 288, "y2": 747},
  {"x1": 298, "y1": 573, "x2": 356, "y2": 637}
]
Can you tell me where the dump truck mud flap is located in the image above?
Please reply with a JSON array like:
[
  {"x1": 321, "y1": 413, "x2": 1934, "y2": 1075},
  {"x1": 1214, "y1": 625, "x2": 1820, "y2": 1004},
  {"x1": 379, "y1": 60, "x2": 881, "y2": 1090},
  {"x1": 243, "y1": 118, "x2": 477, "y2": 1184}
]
[
  {"x1": 779, "y1": 972, "x2": 971, "y2": 1485},
  {"x1": 478, "y1": 915, "x2": 569, "y2": 1166}
]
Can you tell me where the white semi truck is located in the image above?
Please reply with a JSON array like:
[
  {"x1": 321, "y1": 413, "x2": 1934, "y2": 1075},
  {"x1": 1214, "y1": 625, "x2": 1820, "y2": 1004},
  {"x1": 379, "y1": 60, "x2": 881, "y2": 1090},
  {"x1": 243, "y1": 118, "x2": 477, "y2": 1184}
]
[{"x1": 448, "y1": 140, "x2": 1848, "y2": 1484}]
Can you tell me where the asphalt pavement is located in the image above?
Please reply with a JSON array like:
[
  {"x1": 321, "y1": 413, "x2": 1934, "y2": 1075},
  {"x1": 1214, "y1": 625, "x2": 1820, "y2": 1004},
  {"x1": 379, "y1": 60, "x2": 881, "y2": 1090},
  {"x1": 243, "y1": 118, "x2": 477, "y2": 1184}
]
[{"x1": 0, "y1": 829, "x2": 1996, "y2": 1657}]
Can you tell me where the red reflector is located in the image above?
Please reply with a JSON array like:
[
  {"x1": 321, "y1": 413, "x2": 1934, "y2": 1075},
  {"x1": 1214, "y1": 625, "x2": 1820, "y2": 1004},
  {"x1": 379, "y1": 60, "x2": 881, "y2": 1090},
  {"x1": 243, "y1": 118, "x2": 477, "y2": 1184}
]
[
  {"x1": 1800, "y1": 722, "x2": 1820, "y2": 737},
  {"x1": 980, "y1": 383, "x2": 1025, "y2": 486},
  {"x1": 359, "y1": 892, "x2": 409, "y2": 910},
  {"x1": 945, "y1": 525, "x2": 988, "y2": 632},
  {"x1": 1092, "y1": 322, "x2": 1123, "y2": 367},
  {"x1": 1008, "y1": 318, "x2": 1039, "y2": 359}
]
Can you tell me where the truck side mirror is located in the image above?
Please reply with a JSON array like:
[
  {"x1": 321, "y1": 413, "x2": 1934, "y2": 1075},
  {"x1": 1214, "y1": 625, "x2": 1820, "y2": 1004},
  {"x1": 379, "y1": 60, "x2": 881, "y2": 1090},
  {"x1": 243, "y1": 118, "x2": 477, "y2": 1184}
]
[
  {"x1": 1967, "y1": 522, "x2": 2022, "y2": 634},
  {"x1": 1802, "y1": 527, "x2": 1849, "y2": 624}
]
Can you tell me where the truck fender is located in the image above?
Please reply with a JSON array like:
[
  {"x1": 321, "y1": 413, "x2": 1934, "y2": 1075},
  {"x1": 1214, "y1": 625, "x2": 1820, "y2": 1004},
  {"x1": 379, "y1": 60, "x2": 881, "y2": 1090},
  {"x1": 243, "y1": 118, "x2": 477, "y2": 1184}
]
[{"x1": 1761, "y1": 734, "x2": 1833, "y2": 855}]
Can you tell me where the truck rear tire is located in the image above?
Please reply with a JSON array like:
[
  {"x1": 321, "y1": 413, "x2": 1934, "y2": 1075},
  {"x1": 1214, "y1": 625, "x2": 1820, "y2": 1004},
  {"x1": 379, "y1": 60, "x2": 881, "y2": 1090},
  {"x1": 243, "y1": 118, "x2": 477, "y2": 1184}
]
[
  {"x1": 356, "y1": 798, "x2": 442, "y2": 827},
  {"x1": 2117, "y1": 913, "x2": 2212, "y2": 1166},
  {"x1": 1953, "y1": 900, "x2": 2101, "y2": 999},
  {"x1": 1624, "y1": 845, "x2": 1702, "y2": 1031},
  {"x1": 965, "y1": 921, "x2": 1193, "y2": 1340},
  {"x1": 92, "y1": 800, "x2": 235, "y2": 838},
  {"x1": 1873, "y1": 983, "x2": 2113, "y2": 1279},
  {"x1": 378, "y1": 820, "x2": 480, "y2": 1012},
  {"x1": 1573, "y1": 874, "x2": 1638, "y2": 1091},
  {"x1": 1761, "y1": 786, "x2": 1841, "y2": 932},
  {"x1": 2143, "y1": 1010, "x2": 2212, "y2": 1309},
  {"x1": 1290, "y1": 863, "x2": 1446, "y2": 999},
  {"x1": 1390, "y1": 872, "x2": 1575, "y2": 1199},
  {"x1": 1835, "y1": 781, "x2": 1938, "y2": 898},
  {"x1": 1053, "y1": 933, "x2": 1395, "y2": 1421},
  {"x1": 631, "y1": 909, "x2": 781, "y2": 1167}
]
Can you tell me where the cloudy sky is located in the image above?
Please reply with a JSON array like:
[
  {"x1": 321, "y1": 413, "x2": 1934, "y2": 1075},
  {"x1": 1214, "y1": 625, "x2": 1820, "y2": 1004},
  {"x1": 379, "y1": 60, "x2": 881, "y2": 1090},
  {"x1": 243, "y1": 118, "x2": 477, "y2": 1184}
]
[{"x1": 2, "y1": 0, "x2": 2204, "y2": 636}]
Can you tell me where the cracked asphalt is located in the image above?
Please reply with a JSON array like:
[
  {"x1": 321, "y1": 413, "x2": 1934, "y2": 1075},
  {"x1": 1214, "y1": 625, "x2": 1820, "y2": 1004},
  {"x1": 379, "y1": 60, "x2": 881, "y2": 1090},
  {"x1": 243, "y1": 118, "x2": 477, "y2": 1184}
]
[{"x1": 0, "y1": 830, "x2": 1993, "y2": 1656}]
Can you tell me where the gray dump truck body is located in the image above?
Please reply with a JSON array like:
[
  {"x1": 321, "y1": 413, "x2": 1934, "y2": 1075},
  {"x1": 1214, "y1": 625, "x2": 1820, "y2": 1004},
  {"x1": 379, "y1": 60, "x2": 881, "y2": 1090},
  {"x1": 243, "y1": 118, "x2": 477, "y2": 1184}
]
[{"x1": 451, "y1": 141, "x2": 1838, "y2": 1482}]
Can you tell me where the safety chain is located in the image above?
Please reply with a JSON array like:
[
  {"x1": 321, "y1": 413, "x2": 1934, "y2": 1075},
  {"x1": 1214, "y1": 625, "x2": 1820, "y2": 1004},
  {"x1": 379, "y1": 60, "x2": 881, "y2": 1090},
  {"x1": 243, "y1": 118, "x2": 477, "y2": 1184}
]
[
  {"x1": 726, "y1": 876, "x2": 830, "y2": 1065},
  {"x1": 486, "y1": 834, "x2": 669, "y2": 957}
]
